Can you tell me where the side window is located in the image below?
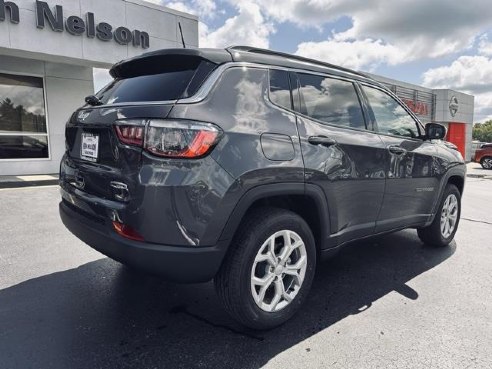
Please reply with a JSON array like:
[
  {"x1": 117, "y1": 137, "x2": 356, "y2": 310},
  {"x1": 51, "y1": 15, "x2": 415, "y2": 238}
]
[
  {"x1": 297, "y1": 73, "x2": 365, "y2": 129},
  {"x1": 269, "y1": 69, "x2": 292, "y2": 110},
  {"x1": 362, "y1": 86, "x2": 420, "y2": 138}
]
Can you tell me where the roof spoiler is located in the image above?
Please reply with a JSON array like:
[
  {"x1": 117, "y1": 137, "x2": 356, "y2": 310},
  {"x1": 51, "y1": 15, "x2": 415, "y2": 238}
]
[{"x1": 110, "y1": 48, "x2": 232, "y2": 79}]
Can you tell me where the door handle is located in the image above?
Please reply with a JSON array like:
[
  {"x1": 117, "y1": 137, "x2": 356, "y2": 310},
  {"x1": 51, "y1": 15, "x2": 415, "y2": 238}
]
[
  {"x1": 388, "y1": 145, "x2": 407, "y2": 156},
  {"x1": 308, "y1": 136, "x2": 337, "y2": 147}
]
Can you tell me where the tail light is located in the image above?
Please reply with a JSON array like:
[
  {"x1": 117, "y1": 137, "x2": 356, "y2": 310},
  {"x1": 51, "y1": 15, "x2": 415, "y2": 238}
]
[
  {"x1": 145, "y1": 120, "x2": 222, "y2": 158},
  {"x1": 114, "y1": 119, "x2": 222, "y2": 159},
  {"x1": 115, "y1": 125, "x2": 144, "y2": 146}
]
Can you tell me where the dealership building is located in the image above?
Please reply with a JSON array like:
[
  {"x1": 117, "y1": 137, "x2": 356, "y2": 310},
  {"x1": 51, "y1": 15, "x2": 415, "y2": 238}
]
[
  {"x1": 371, "y1": 74, "x2": 474, "y2": 161},
  {"x1": 0, "y1": 0, "x2": 198, "y2": 175},
  {"x1": 0, "y1": 0, "x2": 474, "y2": 176}
]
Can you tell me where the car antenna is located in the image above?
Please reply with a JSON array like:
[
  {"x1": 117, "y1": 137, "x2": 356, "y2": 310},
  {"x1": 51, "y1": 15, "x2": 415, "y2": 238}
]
[{"x1": 178, "y1": 22, "x2": 186, "y2": 48}]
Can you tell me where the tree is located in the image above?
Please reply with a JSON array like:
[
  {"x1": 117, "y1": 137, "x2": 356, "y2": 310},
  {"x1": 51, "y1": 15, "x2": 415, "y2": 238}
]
[
  {"x1": 473, "y1": 120, "x2": 492, "y2": 143},
  {"x1": 0, "y1": 98, "x2": 46, "y2": 133}
]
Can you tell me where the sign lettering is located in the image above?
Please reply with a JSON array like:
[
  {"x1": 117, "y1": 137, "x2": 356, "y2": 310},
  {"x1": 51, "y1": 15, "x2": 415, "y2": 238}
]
[
  {"x1": 402, "y1": 98, "x2": 429, "y2": 116},
  {"x1": 0, "y1": 0, "x2": 150, "y2": 49},
  {"x1": 0, "y1": 0, "x2": 19, "y2": 23}
]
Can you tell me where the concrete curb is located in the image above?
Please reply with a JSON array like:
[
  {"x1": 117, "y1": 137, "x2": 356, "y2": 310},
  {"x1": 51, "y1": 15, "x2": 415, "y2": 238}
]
[
  {"x1": 0, "y1": 180, "x2": 59, "y2": 189},
  {"x1": 466, "y1": 174, "x2": 492, "y2": 179},
  {"x1": 0, "y1": 175, "x2": 59, "y2": 189}
]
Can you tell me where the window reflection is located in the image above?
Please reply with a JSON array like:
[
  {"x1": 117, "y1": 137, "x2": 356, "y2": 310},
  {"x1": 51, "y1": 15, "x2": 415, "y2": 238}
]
[
  {"x1": 269, "y1": 70, "x2": 292, "y2": 110},
  {"x1": 363, "y1": 86, "x2": 419, "y2": 138},
  {"x1": 0, "y1": 73, "x2": 48, "y2": 159},
  {"x1": 298, "y1": 74, "x2": 365, "y2": 129},
  {"x1": 0, "y1": 135, "x2": 48, "y2": 159}
]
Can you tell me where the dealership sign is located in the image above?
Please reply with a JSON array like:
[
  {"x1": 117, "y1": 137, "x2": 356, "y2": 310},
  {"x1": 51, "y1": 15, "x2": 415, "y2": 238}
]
[
  {"x1": 401, "y1": 98, "x2": 429, "y2": 116},
  {"x1": 0, "y1": 0, "x2": 150, "y2": 48},
  {"x1": 449, "y1": 96, "x2": 459, "y2": 117}
]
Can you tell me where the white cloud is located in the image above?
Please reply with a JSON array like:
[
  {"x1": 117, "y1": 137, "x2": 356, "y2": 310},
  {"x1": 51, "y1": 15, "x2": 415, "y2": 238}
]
[
  {"x1": 422, "y1": 56, "x2": 492, "y2": 92},
  {"x1": 200, "y1": 2, "x2": 274, "y2": 48},
  {"x1": 474, "y1": 93, "x2": 492, "y2": 121},
  {"x1": 150, "y1": 1, "x2": 273, "y2": 48},
  {"x1": 141, "y1": 1, "x2": 492, "y2": 70},
  {"x1": 423, "y1": 55, "x2": 492, "y2": 121},
  {"x1": 145, "y1": 0, "x2": 217, "y2": 19},
  {"x1": 337, "y1": 1, "x2": 488, "y2": 58},
  {"x1": 250, "y1": 0, "x2": 491, "y2": 51},
  {"x1": 478, "y1": 35, "x2": 492, "y2": 57},
  {"x1": 163, "y1": 1, "x2": 193, "y2": 14},
  {"x1": 296, "y1": 38, "x2": 404, "y2": 71},
  {"x1": 247, "y1": 0, "x2": 492, "y2": 70},
  {"x1": 244, "y1": 0, "x2": 362, "y2": 27}
]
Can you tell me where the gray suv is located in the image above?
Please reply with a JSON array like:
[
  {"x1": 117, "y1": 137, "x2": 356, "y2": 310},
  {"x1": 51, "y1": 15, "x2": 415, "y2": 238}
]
[{"x1": 59, "y1": 46, "x2": 466, "y2": 329}]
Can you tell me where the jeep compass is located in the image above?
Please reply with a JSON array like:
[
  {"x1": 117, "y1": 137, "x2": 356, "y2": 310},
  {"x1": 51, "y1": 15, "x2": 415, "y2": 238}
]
[{"x1": 59, "y1": 46, "x2": 466, "y2": 329}]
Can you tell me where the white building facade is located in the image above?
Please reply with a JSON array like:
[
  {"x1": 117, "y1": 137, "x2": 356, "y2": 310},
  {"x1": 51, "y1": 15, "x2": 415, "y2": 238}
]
[{"x1": 0, "y1": 0, "x2": 198, "y2": 175}]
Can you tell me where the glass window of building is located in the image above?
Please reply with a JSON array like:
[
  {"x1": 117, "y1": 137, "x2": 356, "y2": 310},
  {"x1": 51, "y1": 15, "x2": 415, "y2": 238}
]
[{"x1": 0, "y1": 73, "x2": 48, "y2": 159}]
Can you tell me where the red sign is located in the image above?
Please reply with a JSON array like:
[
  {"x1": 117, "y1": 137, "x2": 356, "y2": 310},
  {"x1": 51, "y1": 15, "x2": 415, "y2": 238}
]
[{"x1": 402, "y1": 98, "x2": 429, "y2": 116}]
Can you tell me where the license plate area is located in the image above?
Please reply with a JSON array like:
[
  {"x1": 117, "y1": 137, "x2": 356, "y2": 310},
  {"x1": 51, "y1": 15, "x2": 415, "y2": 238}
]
[{"x1": 81, "y1": 133, "x2": 99, "y2": 162}]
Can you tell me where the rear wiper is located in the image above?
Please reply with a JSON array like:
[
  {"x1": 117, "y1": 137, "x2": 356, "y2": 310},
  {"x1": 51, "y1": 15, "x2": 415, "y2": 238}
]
[{"x1": 85, "y1": 95, "x2": 103, "y2": 106}]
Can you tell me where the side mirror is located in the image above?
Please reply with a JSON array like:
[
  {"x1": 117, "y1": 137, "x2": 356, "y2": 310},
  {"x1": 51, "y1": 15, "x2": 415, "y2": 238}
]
[{"x1": 425, "y1": 123, "x2": 446, "y2": 140}]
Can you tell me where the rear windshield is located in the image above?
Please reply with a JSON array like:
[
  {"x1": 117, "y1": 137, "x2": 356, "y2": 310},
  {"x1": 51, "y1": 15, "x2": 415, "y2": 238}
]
[{"x1": 95, "y1": 58, "x2": 216, "y2": 105}]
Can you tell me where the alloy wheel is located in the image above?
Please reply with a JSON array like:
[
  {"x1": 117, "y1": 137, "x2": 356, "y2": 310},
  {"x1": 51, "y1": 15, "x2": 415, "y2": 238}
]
[
  {"x1": 250, "y1": 230, "x2": 307, "y2": 312},
  {"x1": 440, "y1": 194, "x2": 458, "y2": 238},
  {"x1": 483, "y1": 158, "x2": 492, "y2": 169}
]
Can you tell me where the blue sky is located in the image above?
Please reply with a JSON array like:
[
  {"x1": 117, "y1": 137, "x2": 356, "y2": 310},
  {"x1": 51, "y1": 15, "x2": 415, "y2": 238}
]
[{"x1": 96, "y1": 0, "x2": 492, "y2": 122}]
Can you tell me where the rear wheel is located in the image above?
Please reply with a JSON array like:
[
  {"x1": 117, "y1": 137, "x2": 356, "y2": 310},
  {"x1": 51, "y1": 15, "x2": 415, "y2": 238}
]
[
  {"x1": 215, "y1": 207, "x2": 316, "y2": 330},
  {"x1": 417, "y1": 184, "x2": 461, "y2": 247},
  {"x1": 481, "y1": 156, "x2": 492, "y2": 169}
]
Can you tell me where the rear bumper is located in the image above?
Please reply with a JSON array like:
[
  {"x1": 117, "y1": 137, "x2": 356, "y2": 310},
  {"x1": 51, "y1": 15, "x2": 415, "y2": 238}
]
[{"x1": 59, "y1": 201, "x2": 228, "y2": 283}]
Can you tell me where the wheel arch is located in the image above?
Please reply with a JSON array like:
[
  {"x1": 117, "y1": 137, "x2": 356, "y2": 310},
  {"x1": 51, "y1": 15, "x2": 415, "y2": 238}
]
[
  {"x1": 427, "y1": 165, "x2": 466, "y2": 225},
  {"x1": 218, "y1": 183, "x2": 331, "y2": 252},
  {"x1": 448, "y1": 175, "x2": 464, "y2": 195}
]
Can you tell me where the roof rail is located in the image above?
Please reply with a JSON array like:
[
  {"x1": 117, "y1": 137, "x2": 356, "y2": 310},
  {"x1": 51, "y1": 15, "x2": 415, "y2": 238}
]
[{"x1": 227, "y1": 46, "x2": 369, "y2": 79}]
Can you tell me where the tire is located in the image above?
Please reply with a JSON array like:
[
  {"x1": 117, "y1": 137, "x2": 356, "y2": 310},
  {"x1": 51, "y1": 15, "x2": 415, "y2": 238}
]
[
  {"x1": 215, "y1": 207, "x2": 316, "y2": 330},
  {"x1": 480, "y1": 156, "x2": 492, "y2": 169},
  {"x1": 417, "y1": 184, "x2": 461, "y2": 247}
]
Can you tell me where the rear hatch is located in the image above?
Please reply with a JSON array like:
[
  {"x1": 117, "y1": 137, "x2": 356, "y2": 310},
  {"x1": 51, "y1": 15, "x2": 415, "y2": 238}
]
[{"x1": 62, "y1": 49, "x2": 230, "y2": 200}]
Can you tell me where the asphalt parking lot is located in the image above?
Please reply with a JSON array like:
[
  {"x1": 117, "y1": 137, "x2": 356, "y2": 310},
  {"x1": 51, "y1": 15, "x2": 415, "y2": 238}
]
[{"x1": 1, "y1": 171, "x2": 491, "y2": 369}]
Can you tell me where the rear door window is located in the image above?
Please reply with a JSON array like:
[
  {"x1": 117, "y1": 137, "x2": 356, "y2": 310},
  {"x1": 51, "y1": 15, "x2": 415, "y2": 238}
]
[{"x1": 297, "y1": 73, "x2": 366, "y2": 130}]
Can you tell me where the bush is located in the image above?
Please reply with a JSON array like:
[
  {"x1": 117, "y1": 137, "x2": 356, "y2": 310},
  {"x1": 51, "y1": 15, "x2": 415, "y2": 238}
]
[{"x1": 473, "y1": 121, "x2": 492, "y2": 143}]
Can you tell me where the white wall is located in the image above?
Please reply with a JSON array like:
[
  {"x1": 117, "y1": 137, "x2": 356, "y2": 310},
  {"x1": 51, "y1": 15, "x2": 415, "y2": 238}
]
[
  {"x1": 0, "y1": 0, "x2": 198, "y2": 68},
  {"x1": 0, "y1": 55, "x2": 93, "y2": 175},
  {"x1": 434, "y1": 90, "x2": 474, "y2": 162},
  {"x1": 433, "y1": 89, "x2": 474, "y2": 125}
]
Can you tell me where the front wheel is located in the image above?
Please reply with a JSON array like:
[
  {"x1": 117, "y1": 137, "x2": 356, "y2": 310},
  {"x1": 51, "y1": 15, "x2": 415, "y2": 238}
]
[
  {"x1": 417, "y1": 184, "x2": 461, "y2": 247},
  {"x1": 215, "y1": 207, "x2": 316, "y2": 330},
  {"x1": 481, "y1": 157, "x2": 492, "y2": 169}
]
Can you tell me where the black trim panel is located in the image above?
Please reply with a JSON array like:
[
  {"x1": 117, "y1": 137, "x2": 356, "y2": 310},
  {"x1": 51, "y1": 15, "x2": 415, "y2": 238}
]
[
  {"x1": 218, "y1": 183, "x2": 332, "y2": 250},
  {"x1": 60, "y1": 201, "x2": 228, "y2": 283}
]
